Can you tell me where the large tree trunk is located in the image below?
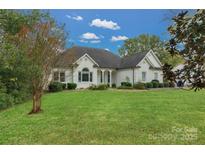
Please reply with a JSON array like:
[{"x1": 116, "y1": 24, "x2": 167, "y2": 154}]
[{"x1": 29, "y1": 91, "x2": 42, "y2": 114}]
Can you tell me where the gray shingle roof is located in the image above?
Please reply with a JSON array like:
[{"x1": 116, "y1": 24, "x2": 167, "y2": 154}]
[
  {"x1": 55, "y1": 46, "x2": 148, "y2": 69},
  {"x1": 120, "y1": 51, "x2": 148, "y2": 68}
]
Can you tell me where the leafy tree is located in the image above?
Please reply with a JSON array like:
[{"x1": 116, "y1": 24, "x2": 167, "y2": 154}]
[
  {"x1": 0, "y1": 10, "x2": 65, "y2": 112},
  {"x1": 0, "y1": 10, "x2": 51, "y2": 35},
  {"x1": 119, "y1": 34, "x2": 183, "y2": 66},
  {"x1": 0, "y1": 39, "x2": 31, "y2": 105},
  {"x1": 164, "y1": 10, "x2": 205, "y2": 90},
  {"x1": 16, "y1": 21, "x2": 66, "y2": 114}
]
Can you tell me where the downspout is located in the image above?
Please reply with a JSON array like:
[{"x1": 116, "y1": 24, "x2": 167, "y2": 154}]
[
  {"x1": 132, "y1": 67, "x2": 135, "y2": 85},
  {"x1": 71, "y1": 66, "x2": 74, "y2": 83}
]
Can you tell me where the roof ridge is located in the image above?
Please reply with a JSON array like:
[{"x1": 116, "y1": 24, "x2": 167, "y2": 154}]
[
  {"x1": 122, "y1": 51, "x2": 149, "y2": 59},
  {"x1": 72, "y1": 45, "x2": 121, "y2": 59}
]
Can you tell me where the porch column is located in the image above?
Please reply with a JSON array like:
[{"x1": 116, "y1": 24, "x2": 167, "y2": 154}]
[
  {"x1": 101, "y1": 70, "x2": 105, "y2": 84},
  {"x1": 58, "y1": 71, "x2": 60, "y2": 82},
  {"x1": 109, "y1": 70, "x2": 112, "y2": 87}
]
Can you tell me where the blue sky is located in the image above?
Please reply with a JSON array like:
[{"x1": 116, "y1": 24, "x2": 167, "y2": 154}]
[{"x1": 50, "y1": 9, "x2": 174, "y2": 55}]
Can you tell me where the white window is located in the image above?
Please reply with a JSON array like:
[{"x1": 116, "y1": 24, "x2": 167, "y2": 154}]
[
  {"x1": 82, "y1": 68, "x2": 89, "y2": 82},
  {"x1": 154, "y1": 72, "x2": 158, "y2": 80},
  {"x1": 142, "y1": 72, "x2": 146, "y2": 81},
  {"x1": 79, "y1": 68, "x2": 93, "y2": 82}
]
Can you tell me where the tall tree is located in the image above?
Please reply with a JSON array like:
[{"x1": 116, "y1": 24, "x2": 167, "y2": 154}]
[
  {"x1": 16, "y1": 22, "x2": 66, "y2": 114},
  {"x1": 164, "y1": 10, "x2": 205, "y2": 90},
  {"x1": 119, "y1": 34, "x2": 183, "y2": 66},
  {"x1": 0, "y1": 10, "x2": 66, "y2": 112}
]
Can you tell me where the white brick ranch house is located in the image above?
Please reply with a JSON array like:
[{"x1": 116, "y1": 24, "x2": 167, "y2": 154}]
[{"x1": 50, "y1": 46, "x2": 163, "y2": 88}]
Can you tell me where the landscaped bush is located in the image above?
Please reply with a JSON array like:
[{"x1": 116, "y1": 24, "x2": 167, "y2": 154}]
[
  {"x1": 98, "y1": 84, "x2": 108, "y2": 90},
  {"x1": 121, "y1": 82, "x2": 132, "y2": 87},
  {"x1": 163, "y1": 82, "x2": 169, "y2": 87},
  {"x1": 133, "y1": 82, "x2": 145, "y2": 89},
  {"x1": 151, "y1": 79, "x2": 159, "y2": 83},
  {"x1": 67, "y1": 83, "x2": 77, "y2": 90},
  {"x1": 145, "y1": 82, "x2": 153, "y2": 88},
  {"x1": 159, "y1": 83, "x2": 164, "y2": 88},
  {"x1": 48, "y1": 82, "x2": 63, "y2": 92},
  {"x1": 89, "y1": 84, "x2": 108, "y2": 90},
  {"x1": 152, "y1": 81, "x2": 159, "y2": 88},
  {"x1": 62, "y1": 83, "x2": 67, "y2": 90},
  {"x1": 117, "y1": 86, "x2": 133, "y2": 89},
  {"x1": 112, "y1": 83, "x2": 116, "y2": 88}
]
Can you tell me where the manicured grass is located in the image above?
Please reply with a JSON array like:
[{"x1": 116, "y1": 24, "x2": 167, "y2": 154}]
[{"x1": 0, "y1": 89, "x2": 205, "y2": 144}]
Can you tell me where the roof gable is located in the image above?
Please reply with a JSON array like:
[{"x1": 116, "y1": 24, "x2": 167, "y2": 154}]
[
  {"x1": 74, "y1": 53, "x2": 99, "y2": 67},
  {"x1": 119, "y1": 51, "x2": 148, "y2": 69}
]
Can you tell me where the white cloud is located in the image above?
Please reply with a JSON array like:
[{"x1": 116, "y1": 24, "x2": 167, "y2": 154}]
[
  {"x1": 104, "y1": 48, "x2": 110, "y2": 51},
  {"x1": 90, "y1": 19, "x2": 120, "y2": 30},
  {"x1": 111, "y1": 35, "x2": 128, "y2": 42},
  {"x1": 81, "y1": 32, "x2": 100, "y2": 40},
  {"x1": 73, "y1": 16, "x2": 83, "y2": 21},
  {"x1": 66, "y1": 15, "x2": 83, "y2": 21},
  {"x1": 90, "y1": 40, "x2": 101, "y2": 44},
  {"x1": 79, "y1": 39, "x2": 88, "y2": 43}
]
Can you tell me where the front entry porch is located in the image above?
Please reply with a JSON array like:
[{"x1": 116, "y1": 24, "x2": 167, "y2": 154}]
[{"x1": 97, "y1": 69, "x2": 116, "y2": 87}]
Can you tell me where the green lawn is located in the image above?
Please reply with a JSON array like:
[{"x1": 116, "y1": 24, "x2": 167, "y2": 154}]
[{"x1": 0, "y1": 89, "x2": 205, "y2": 144}]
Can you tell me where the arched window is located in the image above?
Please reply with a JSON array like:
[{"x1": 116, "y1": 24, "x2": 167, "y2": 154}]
[
  {"x1": 82, "y1": 68, "x2": 89, "y2": 82},
  {"x1": 78, "y1": 68, "x2": 93, "y2": 82},
  {"x1": 82, "y1": 68, "x2": 89, "y2": 72}
]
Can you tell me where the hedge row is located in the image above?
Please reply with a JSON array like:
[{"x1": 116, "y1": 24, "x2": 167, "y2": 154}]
[
  {"x1": 48, "y1": 82, "x2": 77, "y2": 92},
  {"x1": 135, "y1": 81, "x2": 175, "y2": 89},
  {"x1": 117, "y1": 81, "x2": 175, "y2": 90},
  {"x1": 89, "y1": 84, "x2": 108, "y2": 90}
]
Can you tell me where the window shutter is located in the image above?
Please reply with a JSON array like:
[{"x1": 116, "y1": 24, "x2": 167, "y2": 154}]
[
  {"x1": 53, "y1": 71, "x2": 59, "y2": 81},
  {"x1": 90, "y1": 72, "x2": 93, "y2": 82},
  {"x1": 60, "y1": 72, "x2": 65, "y2": 82},
  {"x1": 78, "y1": 72, "x2": 81, "y2": 82}
]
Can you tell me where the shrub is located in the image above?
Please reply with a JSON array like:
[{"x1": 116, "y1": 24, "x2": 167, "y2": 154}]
[
  {"x1": 121, "y1": 82, "x2": 132, "y2": 87},
  {"x1": 159, "y1": 83, "x2": 164, "y2": 88},
  {"x1": 98, "y1": 84, "x2": 108, "y2": 90},
  {"x1": 62, "y1": 83, "x2": 67, "y2": 90},
  {"x1": 169, "y1": 82, "x2": 175, "y2": 88},
  {"x1": 112, "y1": 83, "x2": 116, "y2": 88},
  {"x1": 117, "y1": 86, "x2": 133, "y2": 89},
  {"x1": 0, "y1": 81, "x2": 14, "y2": 110},
  {"x1": 151, "y1": 79, "x2": 159, "y2": 83},
  {"x1": 133, "y1": 82, "x2": 145, "y2": 89},
  {"x1": 89, "y1": 84, "x2": 108, "y2": 90},
  {"x1": 67, "y1": 83, "x2": 77, "y2": 90},
  {"x1": 0, "y1": 93, "x2": 14, "y2": 110},
  {"x1": 145, "y1": 82, "x2": 153, "y2": 88},
  {"x1": 163, "y1": 82, "x2": 169, "y2": 87},
  {"x1": 88, "y1": 84, "x2": 97, "y2": 90},
  {"x1": 48, "y1": 82, "x2": 63, "y2": 92},
  {"x1": 152, "y1": 81, "x2": 159, "y2": 88}
]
